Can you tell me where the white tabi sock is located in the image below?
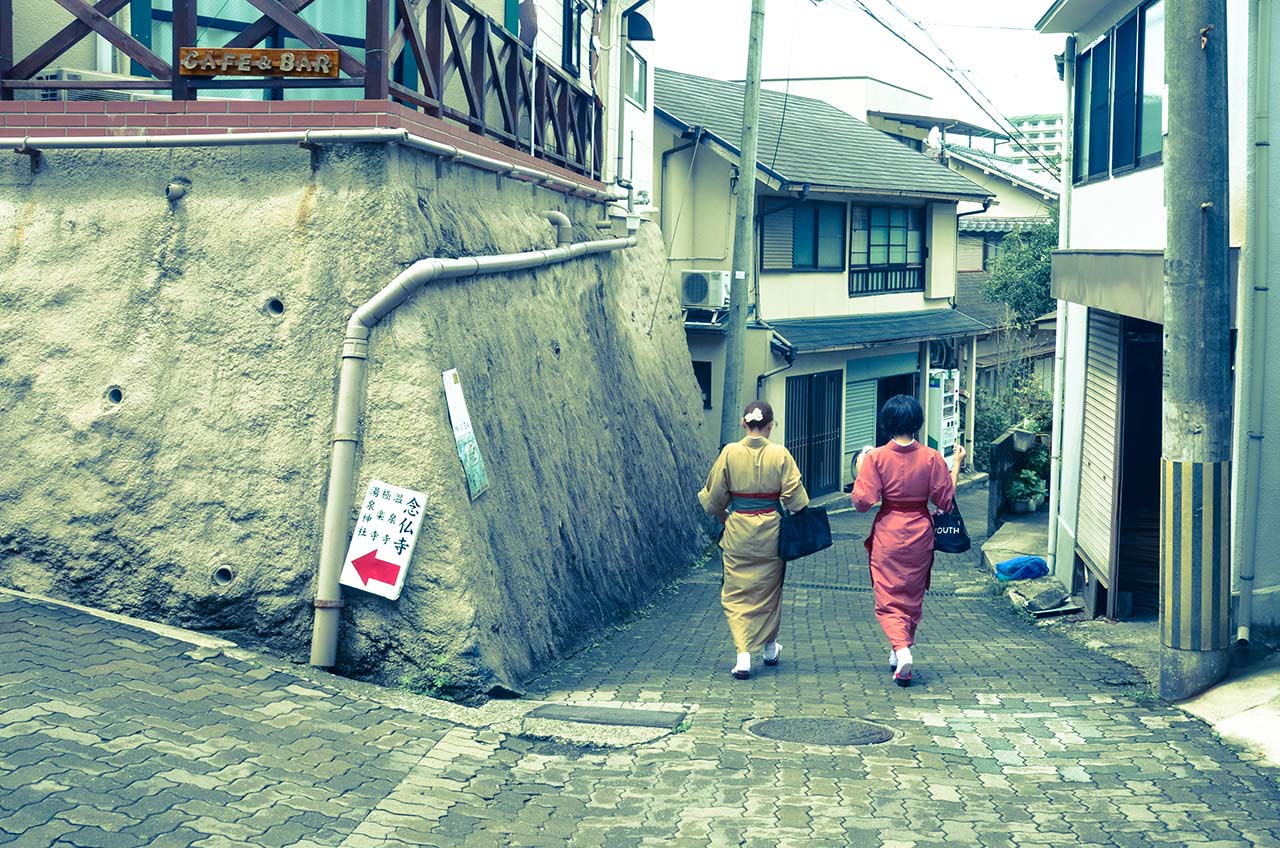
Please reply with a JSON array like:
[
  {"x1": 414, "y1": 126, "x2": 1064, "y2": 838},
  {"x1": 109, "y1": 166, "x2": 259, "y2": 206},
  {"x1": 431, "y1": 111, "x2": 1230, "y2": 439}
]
[
  {"x1": 734, "y1": 652, "x2": 751, "y2": 673},
  {"x1": 895, "y1": 647, "x2": 913, "y2": 676},
  {"x1": 763, "y1": 642, "x2": 780, "y2": 662},
  {"x1": 889, "y1": 649, "x2": 898, "y2": 669}
]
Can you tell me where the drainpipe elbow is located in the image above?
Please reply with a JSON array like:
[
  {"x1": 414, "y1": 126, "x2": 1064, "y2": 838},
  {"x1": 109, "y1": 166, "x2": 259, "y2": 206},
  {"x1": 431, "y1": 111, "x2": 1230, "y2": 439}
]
[{"x1": 543, "y1": 210, "x2": 574, "y2": 247}]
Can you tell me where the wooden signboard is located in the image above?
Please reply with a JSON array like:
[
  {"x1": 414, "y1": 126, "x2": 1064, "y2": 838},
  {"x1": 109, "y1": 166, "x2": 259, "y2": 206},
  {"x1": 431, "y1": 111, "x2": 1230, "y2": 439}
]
[{"x1": 178, "y1": 48, "x2": 340, "y2": 78}]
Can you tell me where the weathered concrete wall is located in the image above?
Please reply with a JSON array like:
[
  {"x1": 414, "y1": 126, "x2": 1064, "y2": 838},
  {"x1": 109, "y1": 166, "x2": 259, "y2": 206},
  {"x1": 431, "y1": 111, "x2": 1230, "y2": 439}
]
[{"x1": 0, "y1": 142, "x2": 710, "y2": 697}]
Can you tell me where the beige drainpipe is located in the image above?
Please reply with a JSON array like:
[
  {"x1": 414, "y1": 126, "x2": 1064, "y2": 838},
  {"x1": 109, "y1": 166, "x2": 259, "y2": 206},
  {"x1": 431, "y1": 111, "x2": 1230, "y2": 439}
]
[{"x1": 309, "y1": 217, "x2": 637, "y2": 666}]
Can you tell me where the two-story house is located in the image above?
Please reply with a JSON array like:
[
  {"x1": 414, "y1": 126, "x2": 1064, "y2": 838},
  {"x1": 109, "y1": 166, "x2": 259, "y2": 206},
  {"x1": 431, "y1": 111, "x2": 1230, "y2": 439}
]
[
  {"x1": 654, "y1": 68, "x2": 993, "y2": 495},
  {"x1": 1036, "y1": 0, "x2": 1277, "y2": 642}
]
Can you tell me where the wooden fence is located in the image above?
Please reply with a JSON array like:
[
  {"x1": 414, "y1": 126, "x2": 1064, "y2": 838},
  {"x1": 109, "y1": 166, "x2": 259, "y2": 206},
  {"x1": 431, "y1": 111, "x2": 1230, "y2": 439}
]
[{"x1": 0, "y1": 0, "x2": 602, "y2": 178}]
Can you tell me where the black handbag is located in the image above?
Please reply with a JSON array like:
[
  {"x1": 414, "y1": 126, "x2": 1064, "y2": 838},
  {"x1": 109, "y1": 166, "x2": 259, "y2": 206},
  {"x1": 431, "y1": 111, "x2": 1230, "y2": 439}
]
[
  {"x1": 933, "y1": 505, "x2": 971, "y2": 554},
  {"x1": 778, "y1": 505, "x2": 833, "y2": 562}
]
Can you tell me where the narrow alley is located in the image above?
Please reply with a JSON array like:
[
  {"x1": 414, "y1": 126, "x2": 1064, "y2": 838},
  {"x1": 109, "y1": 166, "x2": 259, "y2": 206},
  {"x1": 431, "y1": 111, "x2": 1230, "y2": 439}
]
[{"x1": 3, "y1": 485, "x2": 1279, "y2": 847}]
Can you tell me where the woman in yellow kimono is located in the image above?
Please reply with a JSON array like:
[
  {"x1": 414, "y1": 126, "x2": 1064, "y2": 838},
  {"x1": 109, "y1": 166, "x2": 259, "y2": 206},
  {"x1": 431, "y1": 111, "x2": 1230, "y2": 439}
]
[{"x1": 698, "y1": 401, "x2": 809, "y2": 679}]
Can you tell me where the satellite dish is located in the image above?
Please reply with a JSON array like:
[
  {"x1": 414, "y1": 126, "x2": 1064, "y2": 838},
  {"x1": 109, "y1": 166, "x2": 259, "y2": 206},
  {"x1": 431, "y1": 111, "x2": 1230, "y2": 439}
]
[{"x1": 927, "y1": 126, "x2": 942, "y2": 148}]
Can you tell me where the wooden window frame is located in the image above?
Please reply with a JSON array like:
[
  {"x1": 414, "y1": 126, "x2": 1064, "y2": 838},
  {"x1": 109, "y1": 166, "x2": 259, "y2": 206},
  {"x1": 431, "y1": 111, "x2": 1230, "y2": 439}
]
[{"x1": 848, "y1": 205, "x2": 925, "y2": 297}]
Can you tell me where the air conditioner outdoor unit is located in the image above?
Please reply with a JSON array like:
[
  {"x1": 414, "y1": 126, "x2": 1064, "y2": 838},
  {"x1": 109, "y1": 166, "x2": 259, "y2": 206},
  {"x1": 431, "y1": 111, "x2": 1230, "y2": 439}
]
[
  {"x1": 681, "y1": 270, "x2": 731, "y2": 309},
  {"x1": 25, "y1": 68, "x2": 168, "y2": 103}
]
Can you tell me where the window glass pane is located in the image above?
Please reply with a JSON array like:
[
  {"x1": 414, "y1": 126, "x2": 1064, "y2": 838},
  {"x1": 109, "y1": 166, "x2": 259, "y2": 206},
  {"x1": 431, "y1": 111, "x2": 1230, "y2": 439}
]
[
  {"x1": 793, "y1": 204, "x2": 817, "y2": 267},
  {"x1": 1088, "y1": 36, "x2": 1112, "y2": 177},
  {"x1": 1112, "y1": 15, "x2": 1139, "y2": 170},
  {"x1": 870, "y1": 246, "x2": 888, "y2": 265},
  {"x1": 850, "y1": 206, "x2": 868, "y2": 265},
  {"x1": 906, "y1": 230, "x2": 922, "y2": 263},
  {"x1": 1140, "y1": 1, "x2": 1165, "y2": 159},
  {"x1": 869, "y1": 226, "x2": 888, "y2": 246},
  {"x1": 890, "y1": 245, "x2": 907, "y2": 264},
  {"x1": 889, "y1": 228, "x2": 907, "y2": 247},
  {"x1": 870, "y1": 207, "x2": 889, "y2": 227},
  {"x1": 1075, "y1": 50, "x2": 1092, "y2": 181},
  {"x1": 889, "y1": 208, "x2": 906, "y2": 228},
  {"x1": 817, "y1": 204, "x2": 845, "y2": 268}
]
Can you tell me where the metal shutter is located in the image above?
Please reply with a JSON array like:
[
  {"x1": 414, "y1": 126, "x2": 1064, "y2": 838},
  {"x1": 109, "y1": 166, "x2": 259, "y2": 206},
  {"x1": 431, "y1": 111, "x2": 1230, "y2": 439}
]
[
  {"x1": 1076, "y1": 310, "x2": 1122, "y2": 584},
  {"x1": 958, "y1": 236, "x2": 985, "y2": 272},
  {"x1": 844, "y1": 379, "x2": 877, "y2": 452},
  {"x1": 761, "y1": 207, "x2": 794, "y2": 270}
]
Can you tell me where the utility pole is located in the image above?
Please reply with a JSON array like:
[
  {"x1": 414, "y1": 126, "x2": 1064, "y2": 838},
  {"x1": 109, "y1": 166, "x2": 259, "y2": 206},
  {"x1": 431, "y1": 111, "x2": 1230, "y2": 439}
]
[
  {"x1": 1160, "y1": 0, "x2": 1232, "y2": 700},
  {"x1": 719, "y1": 0, "x2": 767, "y2": 446}
]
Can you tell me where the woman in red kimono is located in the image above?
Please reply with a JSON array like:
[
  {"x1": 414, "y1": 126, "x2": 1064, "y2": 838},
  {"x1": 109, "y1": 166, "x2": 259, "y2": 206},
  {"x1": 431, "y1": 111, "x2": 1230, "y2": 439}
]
[{"x1": 851, "y1": 395, "x2": 963, "y2": 686}]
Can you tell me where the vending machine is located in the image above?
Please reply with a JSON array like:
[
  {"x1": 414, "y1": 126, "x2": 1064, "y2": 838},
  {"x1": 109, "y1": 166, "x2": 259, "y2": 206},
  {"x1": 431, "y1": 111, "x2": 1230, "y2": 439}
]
[{"x1": 927, "y1": 368, "x2": 960, "y2": 468}]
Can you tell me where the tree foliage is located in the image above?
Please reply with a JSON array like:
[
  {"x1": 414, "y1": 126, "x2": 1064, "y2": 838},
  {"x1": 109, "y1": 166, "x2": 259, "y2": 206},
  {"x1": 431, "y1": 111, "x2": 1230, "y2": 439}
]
[{"x1": 982, "y1": 207, "x2": 1059, "y2": 328}]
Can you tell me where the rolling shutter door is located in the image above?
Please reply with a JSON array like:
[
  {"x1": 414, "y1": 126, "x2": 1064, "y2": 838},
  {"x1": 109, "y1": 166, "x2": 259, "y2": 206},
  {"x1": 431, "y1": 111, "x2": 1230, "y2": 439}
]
[
  {"x1": 844, "y1": 378, "x2": 878, "y2": 459},
  {"x1": 1076, "y1": 310, "x2": 1122, "y2": 584},
  {"x1": 761, "y1": 207, "x2": 794, "y2": 270}
]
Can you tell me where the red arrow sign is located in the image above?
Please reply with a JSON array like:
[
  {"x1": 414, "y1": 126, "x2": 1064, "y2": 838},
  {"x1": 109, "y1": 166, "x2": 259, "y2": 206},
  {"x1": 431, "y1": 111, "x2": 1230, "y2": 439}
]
[{"x1": 351, "y1": 550, "x2": 401, "y2": 586}]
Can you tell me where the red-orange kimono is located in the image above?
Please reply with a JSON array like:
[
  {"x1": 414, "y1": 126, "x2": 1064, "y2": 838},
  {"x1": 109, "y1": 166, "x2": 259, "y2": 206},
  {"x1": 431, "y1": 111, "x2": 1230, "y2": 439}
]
[{"x1": 851, "y1": 440, "x2": 955, "y2": 650}]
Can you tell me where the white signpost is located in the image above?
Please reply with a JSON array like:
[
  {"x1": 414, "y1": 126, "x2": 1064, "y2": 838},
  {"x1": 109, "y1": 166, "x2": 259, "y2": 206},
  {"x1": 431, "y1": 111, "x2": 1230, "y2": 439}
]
[
  {"x1": 339, "y1": 480, "x2": 427, "y2": 601},
  {"x1": 443, "y1": 368, "x2": 489, "y2": 500}
]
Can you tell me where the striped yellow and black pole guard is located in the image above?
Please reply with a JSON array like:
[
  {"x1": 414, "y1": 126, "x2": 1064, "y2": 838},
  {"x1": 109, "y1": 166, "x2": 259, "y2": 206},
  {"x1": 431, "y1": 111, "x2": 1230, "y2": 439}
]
[{"x1": 1160, "y1": 460, "x2": 1231, "y2": 651}]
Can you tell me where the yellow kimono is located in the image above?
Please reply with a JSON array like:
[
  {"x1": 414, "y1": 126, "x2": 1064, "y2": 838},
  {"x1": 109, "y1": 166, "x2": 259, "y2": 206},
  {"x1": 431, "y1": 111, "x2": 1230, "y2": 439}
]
[{"x1": 698, "y1": 435, "x2": 810, "y2": 653}]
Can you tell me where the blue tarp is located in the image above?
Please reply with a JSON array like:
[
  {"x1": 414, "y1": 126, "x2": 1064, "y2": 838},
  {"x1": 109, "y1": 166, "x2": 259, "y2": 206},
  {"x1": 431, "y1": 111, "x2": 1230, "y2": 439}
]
[{"x1": 996, "y1": 555, "x2": 1049, "y2": 582}]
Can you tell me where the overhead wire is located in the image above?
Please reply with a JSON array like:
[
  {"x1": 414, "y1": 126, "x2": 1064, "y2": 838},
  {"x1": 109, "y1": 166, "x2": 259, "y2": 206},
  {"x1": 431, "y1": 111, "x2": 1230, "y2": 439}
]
[
  {"x1": 826, "y1": 0, "x2": 1062, "y2": 179},
  {"x1": 878, "y1": 0, "x2": 1060, "y2": 175},
  {"x1": 647, "y1": 132, "x2": 704, "y2": 336}
]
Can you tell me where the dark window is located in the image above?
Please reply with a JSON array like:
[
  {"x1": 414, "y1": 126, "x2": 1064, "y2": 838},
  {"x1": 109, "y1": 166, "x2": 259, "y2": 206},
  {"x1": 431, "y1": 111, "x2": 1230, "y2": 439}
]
[
  {"x1": 1138, "y1": 0, "x2": 1165, "y2": 162},
  {"x1": 791, "y1": 201, "x2": 846, "y2": 270},
  {"x1": 1112, "y1": 12, "x2": 1139, "y2": 171},
  {"x1": 562, "y1": 1, "x2": 585, "y2": 76},
  {"x1": 983, "y1": 236, "x2": 1002, "y2": 271},
  {"x1": 849, "y1": 205, "x2": 924, "y2": 296},
  {"x1": 1074, "y1": 49, "x2": 1092, "y2": 183},
  {"x1": 1088, "y1": 35, "x2": 1112, "y2": 178},
  {"x1": 692, "y1": 361, "x2": 713, "y2": 409}
]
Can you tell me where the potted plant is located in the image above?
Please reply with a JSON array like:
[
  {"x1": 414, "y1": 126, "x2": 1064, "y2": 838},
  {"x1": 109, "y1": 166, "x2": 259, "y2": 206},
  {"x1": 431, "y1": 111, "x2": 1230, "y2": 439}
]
[{"x1": 1006, "y1": 469, "x2": 1048, "y2": 514}]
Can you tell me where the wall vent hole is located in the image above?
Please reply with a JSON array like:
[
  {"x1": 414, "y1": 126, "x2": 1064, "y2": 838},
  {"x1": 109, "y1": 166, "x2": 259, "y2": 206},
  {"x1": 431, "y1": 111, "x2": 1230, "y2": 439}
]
[
  {"x1": 266, "y1": 298, "x2": 285, "y2": 316},
  {"x1": 106, "y1": 387, "x2": 124, "y2": 404},
  {"x1": 212, "y1": 566, "x2": 236, "y2": 586}
]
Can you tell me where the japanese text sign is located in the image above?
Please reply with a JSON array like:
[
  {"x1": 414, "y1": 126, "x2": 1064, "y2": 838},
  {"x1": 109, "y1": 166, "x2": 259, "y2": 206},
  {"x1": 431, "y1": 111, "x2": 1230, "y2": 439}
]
[{"x1": 339, "y1": 480, "x2": 427, "y2": 601}]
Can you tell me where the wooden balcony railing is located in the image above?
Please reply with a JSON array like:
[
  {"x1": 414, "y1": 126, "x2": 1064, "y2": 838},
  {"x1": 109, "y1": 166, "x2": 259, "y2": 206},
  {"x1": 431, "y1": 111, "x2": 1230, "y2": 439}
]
[{"x1": 0, "y1": 0, "x2": 602, "y2": 179}]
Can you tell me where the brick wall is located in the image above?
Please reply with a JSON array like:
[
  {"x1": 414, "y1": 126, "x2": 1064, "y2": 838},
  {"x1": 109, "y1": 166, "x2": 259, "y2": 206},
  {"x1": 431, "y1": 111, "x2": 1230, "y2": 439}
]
[{"x1": 0, "y1": 99, "x2": 606, "y2": 197}]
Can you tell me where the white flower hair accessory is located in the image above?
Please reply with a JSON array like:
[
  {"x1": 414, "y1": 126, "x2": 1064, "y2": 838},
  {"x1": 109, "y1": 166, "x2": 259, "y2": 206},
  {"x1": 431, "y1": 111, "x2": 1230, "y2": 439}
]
[{"x1": 743, "y1": 408, "x2": 765, "y2": 424}]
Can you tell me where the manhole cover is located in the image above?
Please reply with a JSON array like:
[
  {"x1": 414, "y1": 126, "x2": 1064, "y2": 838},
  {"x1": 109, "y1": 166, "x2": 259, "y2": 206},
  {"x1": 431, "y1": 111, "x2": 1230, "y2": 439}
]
[{"x1": 747, "y1": 717, "x2": 893, "y2": 746}]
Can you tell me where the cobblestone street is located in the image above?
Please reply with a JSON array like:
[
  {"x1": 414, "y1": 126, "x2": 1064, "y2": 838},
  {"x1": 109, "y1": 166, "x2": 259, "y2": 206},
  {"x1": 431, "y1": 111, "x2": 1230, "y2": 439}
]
[{"x1": 3, "y1": 486, "x2": 1280, "y2": 846}]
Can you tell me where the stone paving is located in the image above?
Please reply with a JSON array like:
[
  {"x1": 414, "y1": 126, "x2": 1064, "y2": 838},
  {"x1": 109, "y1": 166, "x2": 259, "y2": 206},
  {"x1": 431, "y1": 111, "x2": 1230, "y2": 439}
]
[{"x1": 3, "y1": 484, "x2": 1280, "y2": 846}]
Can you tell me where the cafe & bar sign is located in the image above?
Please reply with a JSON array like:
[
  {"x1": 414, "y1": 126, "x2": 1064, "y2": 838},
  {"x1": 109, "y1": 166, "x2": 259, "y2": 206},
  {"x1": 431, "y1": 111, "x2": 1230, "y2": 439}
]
[{"x1": 178, "y1": 48, "x2": 340, "y2": 78}]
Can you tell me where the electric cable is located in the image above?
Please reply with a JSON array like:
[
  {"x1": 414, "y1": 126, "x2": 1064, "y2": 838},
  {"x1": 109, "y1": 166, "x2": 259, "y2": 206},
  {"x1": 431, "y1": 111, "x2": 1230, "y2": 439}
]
[{"x1": 647, "y1": 132, "x2": 704, "y2": 335}]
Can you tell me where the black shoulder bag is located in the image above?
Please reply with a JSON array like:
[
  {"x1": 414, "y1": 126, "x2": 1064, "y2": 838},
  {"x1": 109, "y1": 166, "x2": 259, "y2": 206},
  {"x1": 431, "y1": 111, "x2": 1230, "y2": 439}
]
[
  {"x1": 932, "y1": 505, "x2": 971, "y2": 554},
  {"x1": 778, "y1": 505, "x2": 833, "y2": 562}
]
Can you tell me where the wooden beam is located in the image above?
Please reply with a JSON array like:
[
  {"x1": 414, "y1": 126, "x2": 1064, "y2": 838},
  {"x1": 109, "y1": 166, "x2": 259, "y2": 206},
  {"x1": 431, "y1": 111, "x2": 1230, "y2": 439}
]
[
  {"x1": 389, "y1": 80, "x2": 440, "y2": 111},
  {"x1": 223, "y1": 0, "x2": 317, "y2": 50},
  {"x1": 1, "y1": 78, "x2": 169, "y2": 90},
  {"x1": 51, "y1": 0, "x2": 172, "y2": 79},
  {"x1": 8, "y1": 0, "x2": 130, "y2": 81},
  {"x1": 441, "y1": 1, "x2": 479, "y2": 119},
  {"x1": 388, "y1": 0, "x2": 424, "y2": 61},
  {"x1": 171, "y1": 0, "x2": 197, "y2": 100},
  {"x1": 364, "y1": 0, "x2": 389, "y2": 99},
  {"x1": 395, "y1": 0, "x2": 437, "y2": 101},
  {"x1": 242, "y1": 0, "x2": 366, "y2": 77},
  {"x1": 468, "y1": 14, "x2": 487, "y2": 134}
]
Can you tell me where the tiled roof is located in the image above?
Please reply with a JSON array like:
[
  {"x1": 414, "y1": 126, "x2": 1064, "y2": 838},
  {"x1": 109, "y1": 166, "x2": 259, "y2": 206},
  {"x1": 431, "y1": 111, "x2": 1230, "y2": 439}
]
[
  {"x1": 943, "y1": 144, "x2": 1062, "y2": 197},
  {"x1": 954, "y1": 272, "x2": 1012, "y2": 330},
  {"x1": 768, "y1": 309, "x2": 988, "y2": 352},
  {"x1": 958, "y1": 216, "x2": 1051, "y2": 234},
  {"x1": 655, "y1": 68, "x2": 992, "y2": 202}
]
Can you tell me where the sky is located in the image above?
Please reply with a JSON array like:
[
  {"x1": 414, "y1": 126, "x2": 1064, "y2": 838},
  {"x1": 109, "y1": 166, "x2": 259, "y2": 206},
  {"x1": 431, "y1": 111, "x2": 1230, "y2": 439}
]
[{"x1": 650, "y1": 0, "x2": 1069, "y2": 131}]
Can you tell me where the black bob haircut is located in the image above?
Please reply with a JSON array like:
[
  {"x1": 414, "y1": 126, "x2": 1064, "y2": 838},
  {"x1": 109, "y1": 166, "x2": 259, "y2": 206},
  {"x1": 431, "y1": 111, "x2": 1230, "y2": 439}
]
[{"x1": 879, "y1": 394, "x2": 924, "y2": 439}]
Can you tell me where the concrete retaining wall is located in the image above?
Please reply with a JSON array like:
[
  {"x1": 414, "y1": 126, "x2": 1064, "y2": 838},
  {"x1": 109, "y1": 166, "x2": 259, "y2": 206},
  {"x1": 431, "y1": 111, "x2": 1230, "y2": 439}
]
[{"x1": 0, "y1": 142, "x2": 710, "y2": 697}]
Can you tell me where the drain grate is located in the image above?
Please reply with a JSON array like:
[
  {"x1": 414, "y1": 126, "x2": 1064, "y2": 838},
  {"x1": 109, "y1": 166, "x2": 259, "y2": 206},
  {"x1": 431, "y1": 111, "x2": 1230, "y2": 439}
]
[
  {"x1": 748, "y1": 717, "x2": 893, "y2": 747},
  {"x1": 788, "y1": 581, "x2": 964, "y2": 598}
]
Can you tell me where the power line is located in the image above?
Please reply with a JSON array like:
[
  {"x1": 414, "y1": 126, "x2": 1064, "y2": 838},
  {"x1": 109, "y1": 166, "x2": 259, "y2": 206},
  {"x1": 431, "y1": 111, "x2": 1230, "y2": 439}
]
[
  {"x1": 877, "y1": 0, "x2": 1060, "y2": 176},
  {"x1": 828, "y1": 0, "x2": 1062, "y2": 179}
]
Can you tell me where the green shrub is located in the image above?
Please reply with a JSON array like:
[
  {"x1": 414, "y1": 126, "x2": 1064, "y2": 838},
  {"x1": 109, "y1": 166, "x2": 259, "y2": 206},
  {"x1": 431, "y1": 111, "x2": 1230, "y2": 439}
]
[
  {"x1": 974, "y1": 392, "x2": 1014, "y2": 472},
  {"x1": 1006, "y1": 469, "x2": 1048, "y2": 502}
]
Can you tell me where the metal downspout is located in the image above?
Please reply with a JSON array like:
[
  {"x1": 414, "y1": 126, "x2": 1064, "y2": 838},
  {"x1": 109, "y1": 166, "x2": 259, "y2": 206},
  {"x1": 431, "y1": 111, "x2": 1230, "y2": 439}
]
[
  {"x1": 309, "y1": 227, "x2": 638, "y2": 667},
  {"x1": 1047, "y1": 35, "x2": 1076, "y2": 581},
  {"x1": 1237, "y1": 0, "x2": 1271, "y2": 646}
]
